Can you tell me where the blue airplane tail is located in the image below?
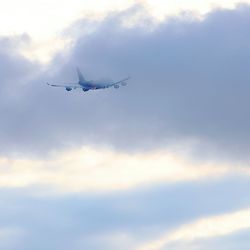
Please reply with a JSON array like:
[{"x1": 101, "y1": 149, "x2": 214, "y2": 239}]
[{"x1": 77, "y1": 67, "x2": 85, "y2": 83}]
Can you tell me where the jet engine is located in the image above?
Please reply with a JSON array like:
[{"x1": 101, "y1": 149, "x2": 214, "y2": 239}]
[
  {"x1": 121, "y1": 82, "x2": 127, "y2": 86},
  {"x1": 114, "y1": 85, "x2": 120, "y2": 89},
  {"x1": 82, "y1": 88, "x2": 89, "y2": 92},
  {"x1": 66, "y1": 87, "x2": 72, "y2": 91}
]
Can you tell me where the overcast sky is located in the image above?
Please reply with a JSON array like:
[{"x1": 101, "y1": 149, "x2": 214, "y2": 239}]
[{"x1": 0, "y1": 1, "x2": 250, "y2": 250}]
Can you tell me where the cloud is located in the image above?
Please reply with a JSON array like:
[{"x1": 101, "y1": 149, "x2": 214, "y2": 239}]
[
  {"x1": 186, "y1": 230, "x2": 250, "y2": 250},
  {"x1": 1, "y1": 4, "x2": 250, "y2": 161},
  {"x1": 0, "y1": 147, "x2": 233, "y2": 192},
  {"x1": 0, "y1": 226, "x2": 25, "y2": 249},
  {"x1": 1, "y1": 5, "x2": 250, "y2": 250},
  {"x1": 0, "y1": 176, "x2": 250, "y2": 249},
  {"x1": 138, "y1": 208, "x2": 250, "y2": 250}
]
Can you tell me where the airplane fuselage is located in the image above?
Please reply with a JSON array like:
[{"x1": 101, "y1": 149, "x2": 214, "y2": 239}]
[{"x1": 79, "y1": 80, "x2": 109, "y2": 90}]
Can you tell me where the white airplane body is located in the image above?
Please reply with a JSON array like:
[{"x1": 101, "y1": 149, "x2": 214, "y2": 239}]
[{"x1": 47, "y1": 68, "x2": 131, "y2": 92}]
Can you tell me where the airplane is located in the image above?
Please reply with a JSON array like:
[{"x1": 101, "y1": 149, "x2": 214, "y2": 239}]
[{"x1": 47, "y1": 68, "x2": 131, "y2": 92}]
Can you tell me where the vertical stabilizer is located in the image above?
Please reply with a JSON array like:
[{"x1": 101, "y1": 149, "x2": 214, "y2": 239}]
[{"x1": 77, "y1": 67, "x2": 85, "y2": 83}]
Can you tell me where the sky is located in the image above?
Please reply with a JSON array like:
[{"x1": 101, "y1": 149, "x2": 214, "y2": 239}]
[{"x1": 1, "y1": 0, "x2": 250, "y2": 249}]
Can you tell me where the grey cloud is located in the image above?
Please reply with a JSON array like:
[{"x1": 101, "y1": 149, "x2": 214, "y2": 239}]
[{"x1": 1, "y1": 5, "x2": 250, "y2": 159}]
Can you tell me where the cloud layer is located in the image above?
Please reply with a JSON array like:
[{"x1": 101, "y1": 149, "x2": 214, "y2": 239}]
[
  {"x1": 0, "y1": 175, "x2": 250, "y2": 250},
  {"x1": 1, "y1": 5, "x2": 250, "y2": 249},
  {"x1": 1, "y1": 5, "x2": 250, "y2": 161}
]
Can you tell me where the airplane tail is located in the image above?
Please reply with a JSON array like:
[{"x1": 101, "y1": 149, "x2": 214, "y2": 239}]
[{"x1": 77, "y1": 67, "x2": 85, "y2": 83}]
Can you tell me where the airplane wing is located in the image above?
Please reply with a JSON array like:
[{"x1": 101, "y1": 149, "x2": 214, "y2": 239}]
[
  {"x1": 108, "y1": 77, "x2": 131, "y2": 87},
  {"x1": 46, "y1": 82, "x2": 82, "y2": 89}
]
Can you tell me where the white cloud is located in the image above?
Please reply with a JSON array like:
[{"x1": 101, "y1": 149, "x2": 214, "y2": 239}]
[
  {"x1": 138, "y1": 208, "x2": 250, "y2": 250},
  {"x1": 0, "y1": 0, "x2": 134, "y2": 39},
  {"x1": 0, "y1": 0, "x2": 134, "y2": 62},
  {"x1": 1, "y1": 0, "x2": 250, "y2": 62},
  {"x1": 142, "y1": 0, "x2": 250, "y2": 19},
  {"x1": 1, "y1": 0, "x2": 248, "y2": 38},
  {"x1": 0, "y1": 147, "x2": 244, "y2": 193}
]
